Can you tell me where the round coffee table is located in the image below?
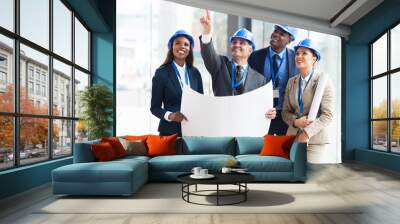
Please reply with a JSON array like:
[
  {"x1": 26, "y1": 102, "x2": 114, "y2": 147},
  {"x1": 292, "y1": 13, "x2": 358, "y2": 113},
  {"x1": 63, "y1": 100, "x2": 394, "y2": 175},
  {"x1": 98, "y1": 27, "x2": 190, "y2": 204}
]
[{"x1": 177, "y1": 172, "x2": 255, "y2": 206}]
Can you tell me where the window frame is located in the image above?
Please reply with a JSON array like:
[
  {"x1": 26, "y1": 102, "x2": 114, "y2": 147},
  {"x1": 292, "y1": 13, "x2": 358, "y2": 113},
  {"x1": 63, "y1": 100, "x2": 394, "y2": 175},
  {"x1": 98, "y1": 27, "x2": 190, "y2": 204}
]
[
  {"x1": 370, "y1": 20, "x2": 400, "y2": 154},
  {"x1": 0, "y1": 0, "x2": 92, "y2": 171}
]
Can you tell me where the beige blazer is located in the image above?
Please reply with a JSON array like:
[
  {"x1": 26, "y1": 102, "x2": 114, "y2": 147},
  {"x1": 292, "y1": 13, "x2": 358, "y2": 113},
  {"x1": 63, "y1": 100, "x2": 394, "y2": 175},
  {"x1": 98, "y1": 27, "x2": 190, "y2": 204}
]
[{"x1": 282, "y1": 72, "x2": 335, "y2": 144}]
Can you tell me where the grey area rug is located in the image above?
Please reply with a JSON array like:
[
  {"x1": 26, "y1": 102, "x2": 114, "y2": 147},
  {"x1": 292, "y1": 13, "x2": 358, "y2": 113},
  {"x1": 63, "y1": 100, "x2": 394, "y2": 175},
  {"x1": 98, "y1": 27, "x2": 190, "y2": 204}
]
[{"x1": 38, "y1": 183, "x2": 362, "y2": 214}]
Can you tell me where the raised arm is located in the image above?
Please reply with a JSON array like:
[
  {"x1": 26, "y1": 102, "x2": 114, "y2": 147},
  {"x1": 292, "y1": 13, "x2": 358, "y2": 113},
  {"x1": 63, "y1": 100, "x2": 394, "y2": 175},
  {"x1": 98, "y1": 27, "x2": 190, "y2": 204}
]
[
  {"x1": 199, "y1": 10, "x2": 224, "y2": 77},
  {"x1": 200, "y1": 10, "x2": 212, "y2": 36}
]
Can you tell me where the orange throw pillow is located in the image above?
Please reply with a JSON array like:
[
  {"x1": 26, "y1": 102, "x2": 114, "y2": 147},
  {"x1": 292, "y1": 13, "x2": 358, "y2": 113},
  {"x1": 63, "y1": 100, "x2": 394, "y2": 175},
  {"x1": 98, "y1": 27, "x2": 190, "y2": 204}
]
[
  {"x1": 91, "y1": 142, "x2": 117, "y2": 161},
  {"x1": 101, "y1": 137, "x2": 127, "y2": 158},
  {"x1": 146, "y1": 134, "x2": 177, "y2": 157},
  {"x1": 259, "y1": 135, "x2": 296, "y2": 159},
  {"x1": 124, "y1": 135, "x2": 152, "y2": 141}
]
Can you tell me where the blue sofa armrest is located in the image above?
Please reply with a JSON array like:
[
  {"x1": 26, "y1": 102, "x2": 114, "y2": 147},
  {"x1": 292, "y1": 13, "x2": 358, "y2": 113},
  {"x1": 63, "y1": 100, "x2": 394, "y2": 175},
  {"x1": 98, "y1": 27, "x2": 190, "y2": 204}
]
[
  {"x1": 73, "y1": 140, "x2": 100, "y2": 163},
  {"x1": 289, "y1": 141, "x2": 307, "y2": 181}
]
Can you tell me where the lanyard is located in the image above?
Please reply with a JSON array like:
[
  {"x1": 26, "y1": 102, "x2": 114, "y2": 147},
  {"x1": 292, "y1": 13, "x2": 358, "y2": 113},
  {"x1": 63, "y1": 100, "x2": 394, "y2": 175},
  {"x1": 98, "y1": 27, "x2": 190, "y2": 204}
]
[
  {"x1": 269, "y1": 50, "x2": 285, "y2": 88},
  {"x1": 297, "y1": 70, "x2": 314, "y2": 114},
  {"x1": 172, "y1": 62, "x2": 190, "y2": 88},
  {"x1": 231, "y1": 62, "x2": 248, "y2": 96}
]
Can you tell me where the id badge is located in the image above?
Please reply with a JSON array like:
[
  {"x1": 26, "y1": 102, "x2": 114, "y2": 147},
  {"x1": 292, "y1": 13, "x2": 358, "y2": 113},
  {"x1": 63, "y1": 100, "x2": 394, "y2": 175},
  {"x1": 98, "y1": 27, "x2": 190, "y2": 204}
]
[{"x1": 273, "y1": 89, "x2": 279, "y2": 98}]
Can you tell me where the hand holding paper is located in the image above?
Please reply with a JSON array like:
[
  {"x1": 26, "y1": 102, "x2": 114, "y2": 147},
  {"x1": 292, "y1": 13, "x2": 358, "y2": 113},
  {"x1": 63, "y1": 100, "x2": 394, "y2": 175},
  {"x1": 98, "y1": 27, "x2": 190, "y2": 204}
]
[
  {"x1": 265, "y1": 108, "x2": 277, "y2": 120},
  {"x1": 294, "y1": 116, "x2": 312, "y2": 128},
  {"x1": 168, "y1": 112, "x2": 188, "y2": 123}
]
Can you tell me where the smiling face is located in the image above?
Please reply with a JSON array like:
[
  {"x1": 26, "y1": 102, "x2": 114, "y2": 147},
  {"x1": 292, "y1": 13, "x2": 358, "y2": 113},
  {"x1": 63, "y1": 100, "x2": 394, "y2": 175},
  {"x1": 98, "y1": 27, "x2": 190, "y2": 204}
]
[
  {"x1": 230, "y1": 38, "x2": 253, "y2": 60},
  {"x1": 172, "y1": 36, "x2": 191, "y2": 61},
  {"x1": 269, "y1": 27, "x2": 291, "y2": 52},
  {"x1": 295, "y1": 47, "x2": 317, "y2": 71}
]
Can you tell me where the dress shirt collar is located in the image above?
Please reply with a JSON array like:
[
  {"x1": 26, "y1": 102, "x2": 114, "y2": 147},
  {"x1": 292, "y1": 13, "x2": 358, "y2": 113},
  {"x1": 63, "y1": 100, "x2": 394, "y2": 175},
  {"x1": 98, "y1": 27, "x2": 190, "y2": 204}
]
[
  {"x1": 300, "y1": 69, "x2": 313, "y2": 82},
  {"x1": 233, "y1": 62, "x2": 248, "y2": 71},
  {"x1": 173, "y1": 61, "x2": 186, "y2": 72},
  {"x1": 269, "y1": 47, "x2": 286, "y2": 59}
]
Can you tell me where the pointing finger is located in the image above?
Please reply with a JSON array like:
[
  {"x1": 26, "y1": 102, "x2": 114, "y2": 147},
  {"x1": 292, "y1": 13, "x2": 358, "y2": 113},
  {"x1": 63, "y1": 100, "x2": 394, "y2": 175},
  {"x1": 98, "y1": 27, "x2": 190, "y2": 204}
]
[{"x1": 206, "y1": 9, "x2": 210, "y2": 19}]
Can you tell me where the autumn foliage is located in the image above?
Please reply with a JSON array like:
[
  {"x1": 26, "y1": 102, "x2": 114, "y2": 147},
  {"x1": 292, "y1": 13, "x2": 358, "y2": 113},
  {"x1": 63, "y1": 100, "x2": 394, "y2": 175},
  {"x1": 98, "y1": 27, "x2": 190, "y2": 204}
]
[
  {"x1": 372, "y1": 99, "x2": 400, "y2": 141},
  {"x1": 0, "y1": 84, "x2": 59, "y2": 150}
]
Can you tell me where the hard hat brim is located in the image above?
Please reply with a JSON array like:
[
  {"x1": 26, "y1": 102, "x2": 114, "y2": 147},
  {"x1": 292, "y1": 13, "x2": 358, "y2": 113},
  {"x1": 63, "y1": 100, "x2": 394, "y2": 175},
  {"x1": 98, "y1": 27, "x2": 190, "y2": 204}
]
[
  {"x1": 168, "y1": 31, "x2": 195, "y2": 49},
  {"x1": 294, "y1": 45, "x2": 321, "y2": 61},
  {"x1": 229, "y1": 37, "x2": 255, "y2": 50},
  {"x1": 274, "y1": 24, "x2": 295, "y2": 41}
]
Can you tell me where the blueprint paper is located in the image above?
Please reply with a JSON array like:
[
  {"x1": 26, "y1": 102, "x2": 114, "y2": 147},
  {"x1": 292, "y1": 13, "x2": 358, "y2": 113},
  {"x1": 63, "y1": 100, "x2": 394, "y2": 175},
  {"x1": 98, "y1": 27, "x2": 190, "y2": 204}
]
[
  {"x1": 308, "y1": 73, "x2": 328, "y2": 120},
  {"x1": 180, "y1": 83, "x2": 273, "y2": 137}
]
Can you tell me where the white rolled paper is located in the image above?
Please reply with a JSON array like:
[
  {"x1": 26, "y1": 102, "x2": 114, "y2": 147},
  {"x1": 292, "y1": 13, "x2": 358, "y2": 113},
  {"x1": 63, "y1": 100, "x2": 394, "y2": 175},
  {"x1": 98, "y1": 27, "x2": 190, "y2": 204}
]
[{"x1": 307, "y1": 73, "x2": 328, "y2": 121}]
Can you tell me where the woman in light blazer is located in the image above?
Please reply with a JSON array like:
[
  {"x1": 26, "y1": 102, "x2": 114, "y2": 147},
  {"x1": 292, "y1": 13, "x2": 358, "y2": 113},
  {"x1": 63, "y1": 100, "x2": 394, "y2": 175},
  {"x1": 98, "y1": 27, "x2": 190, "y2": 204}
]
[
  {"x1": 150, "y1": 30, "x2": 204, "y2": 136},
  {"x1": 282, "y1": 38, "x2": 334, "y2": 163}
]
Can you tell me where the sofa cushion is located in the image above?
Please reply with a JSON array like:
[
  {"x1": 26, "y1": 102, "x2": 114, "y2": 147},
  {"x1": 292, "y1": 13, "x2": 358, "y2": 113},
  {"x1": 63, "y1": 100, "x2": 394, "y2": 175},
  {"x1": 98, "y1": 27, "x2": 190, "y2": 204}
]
[
  {"x1": 74, "y1": 140, "x2": 100, "y2": 163},
  {"x1": 52, "y1": 158, "x2": 147, "y2": 183},
  {"x1": 181, "y1": 137, "x2": 235, "y2": 155},
  {"x1": 236, "y1": 155, "x2": 293, "y2": 172},
  {"x1": 124, "y1": 135, "x2": 151, "y2": 142},
  {"x1": 124, "y1": 135, "x2": 153, "y2": 150},
  {"x1": 101, "y1": 137, "x2": 127, "y2": 158},
  {"x1": 118, "y1": 138, "x2": 147, "y2": 156},
  {"x1": 260, "y1": 135, "x2": 296, "y2": 159},
  {"x1": 91, "y1": 142, "x2": 118, "y2": 161},
  {"x1": 116, "y1": 155, "x2": 150, "y2": 163},
  {"x1": 53, "y1": 163, "x2": 133, "y2": 183},
  {"x1": 146, "y1": 134, "x2": 177, "y2": 157},
  {"x1": 148, "y1": 154, "x2": 235, "y2": 172},
  {"x1": 236, "y1": 137, "x2": 263, "y2": 155}
]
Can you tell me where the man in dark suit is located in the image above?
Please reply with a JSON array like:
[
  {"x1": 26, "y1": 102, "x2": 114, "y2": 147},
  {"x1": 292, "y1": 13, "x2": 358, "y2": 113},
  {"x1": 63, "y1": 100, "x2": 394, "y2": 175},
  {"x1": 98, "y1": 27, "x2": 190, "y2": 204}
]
[
  {"x1": 199, "y1": 10, "x2": 268, "y2": 97},
  {"x1": 248, "y1": 24, "x2": 298, "y2": 135}
]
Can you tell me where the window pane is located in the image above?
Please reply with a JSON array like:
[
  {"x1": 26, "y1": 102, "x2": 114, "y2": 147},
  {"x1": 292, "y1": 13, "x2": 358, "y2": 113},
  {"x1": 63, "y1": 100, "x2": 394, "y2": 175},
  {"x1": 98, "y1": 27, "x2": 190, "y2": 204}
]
[
  {"x1": 372, "y1": 77, "x2": 387, "y2": 119},
  {"x1": 372, "y1": 33, "x2": 387, "y2": 76},
  {"x1": 0, "y1": 116, "x2": 13, "y2": 170},
  {"x1": 392, "y1": 72, "x2": 400, "y2": 118},
  {"x1": 20, "y1": 44, "x2": 49, "y2": 115},
  {"x1": 116, "y1": 0, "x2": 153, "y2": 135},
  {"x1": 53, "y1": 119, "x2": 72, "y2": 157},
  {"x1": 53, "y1": 59, "x2": 72, "y2": 117},
  {"x1": 20, "y1": 0, "x2": 49, "y2": 49},
  {"x1": 391, "y1": 24, "x2": 400, "y2": 70},
  {"x1": 53, "y1": 0, "x2": 72, "y2": 60},
  {"x1": 75, "y1": 120, "x2": 88, "y2": 143},
  {"x1": 74, "y1": 69, "x2": 89, "y2": 118},
  {"x1": 372, "y1": 121, "x2": 388, "y2": 151},
  {"x1": 75, "y1": 18, "x2": 89, "y2": 69},
  {"x1": 20, "y1": 117, "x2": 49, "y2": 165},
  {"x1": 0, "y1": 0, "x2": 14, "y2": 31},
  {"x1": 392, "y1": 120, "x2": 400, "y2": 153},
  {"x1": 0, "y1": 34, "x2": 14, "y2": 112}
]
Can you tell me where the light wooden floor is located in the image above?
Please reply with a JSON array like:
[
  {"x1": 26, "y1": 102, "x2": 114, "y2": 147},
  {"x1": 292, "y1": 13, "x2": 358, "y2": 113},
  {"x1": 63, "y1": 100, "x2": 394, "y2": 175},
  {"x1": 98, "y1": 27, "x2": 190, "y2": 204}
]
[{"x1": 1, "y1": 162, "x2": 400, "y2": 224}]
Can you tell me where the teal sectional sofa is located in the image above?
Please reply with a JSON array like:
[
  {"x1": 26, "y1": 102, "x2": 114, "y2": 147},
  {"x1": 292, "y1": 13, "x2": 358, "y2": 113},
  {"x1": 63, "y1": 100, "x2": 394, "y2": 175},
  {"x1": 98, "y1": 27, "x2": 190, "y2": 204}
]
[{"x1": 52, "y1": 137, "x2": 307, "y2": 196}]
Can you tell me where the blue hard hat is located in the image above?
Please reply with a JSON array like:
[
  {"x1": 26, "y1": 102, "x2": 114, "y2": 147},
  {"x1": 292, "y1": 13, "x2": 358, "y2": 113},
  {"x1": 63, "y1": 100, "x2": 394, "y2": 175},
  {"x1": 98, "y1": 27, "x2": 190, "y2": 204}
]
[
  {"x1": 294, "y1": 38, "x2": 321, "y2": 61},
  {"x1": 274, "y1": 24, "x2": 297, "y2": 41},
  {"x1": 167, "y1": 30, "x2": 195, "y2": 49},
  {"x1": 230, "y1": 28, "x2": 255, "y2": 50}
]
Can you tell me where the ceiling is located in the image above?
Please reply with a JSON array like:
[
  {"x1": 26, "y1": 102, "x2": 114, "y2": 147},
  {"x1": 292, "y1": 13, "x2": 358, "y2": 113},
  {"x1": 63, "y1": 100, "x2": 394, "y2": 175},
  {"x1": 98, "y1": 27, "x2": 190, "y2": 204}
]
[{"x1": 166, "y1": 0, "x2": 384, "y2": 38}]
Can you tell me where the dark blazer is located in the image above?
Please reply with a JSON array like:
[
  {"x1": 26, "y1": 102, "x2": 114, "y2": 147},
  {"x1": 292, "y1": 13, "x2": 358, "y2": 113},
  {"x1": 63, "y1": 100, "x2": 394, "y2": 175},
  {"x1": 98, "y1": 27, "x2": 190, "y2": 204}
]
[
  {"x1": 200, "y1": 37, "x2": 267, "y2": 96},
  {"x1": 150, "y1": 62, "x2": 203, "y2": 136},
  {"x1": 248, "y1": 46, "x2": 298, "y2": 81}
]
